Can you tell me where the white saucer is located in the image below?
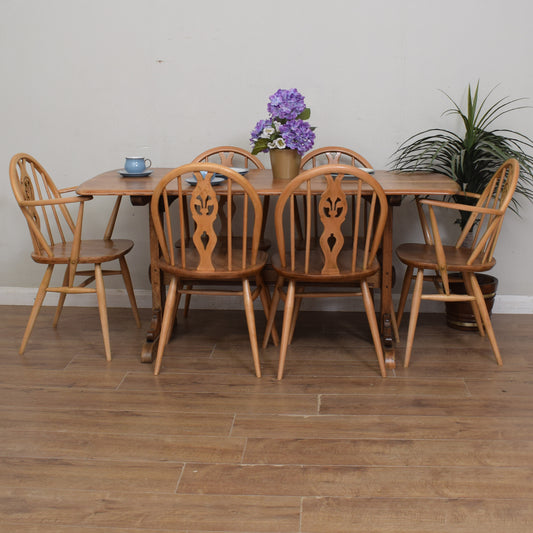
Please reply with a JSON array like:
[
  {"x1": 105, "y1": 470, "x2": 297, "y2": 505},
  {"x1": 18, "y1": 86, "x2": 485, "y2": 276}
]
[
  {"x1": 119, "y1": 169, "x2": 152, "y2": 177},
  {"x1": 331, "y1": 168, "x2": 375, "y2": 178},
  {"x1": 185, "y1": 176, "x2": 225, "y2": 186},
  {"x1": 229, "y1": 167, "x2": 249, "y2": 174}
]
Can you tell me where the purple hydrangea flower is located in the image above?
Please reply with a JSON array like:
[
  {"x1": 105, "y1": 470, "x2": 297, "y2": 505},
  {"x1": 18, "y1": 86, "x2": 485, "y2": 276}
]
[
  {"x1": 250, "y1": 118, "x2": 272, "y2": 143},
  {"x1": 267, "y1": 88, "x2": 306, "y2": 120},
  {"x1": 250, "y1": 88, "x2": 315, "y2": 155},
  {"x1": 279, "y1": 119, "x2": 316, "y2": 155}
]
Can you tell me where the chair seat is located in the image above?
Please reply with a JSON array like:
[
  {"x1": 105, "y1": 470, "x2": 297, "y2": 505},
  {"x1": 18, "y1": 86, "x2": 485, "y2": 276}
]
[
  {"x1": 396, "y1": 243, "x2": 495, "y2": 272},
  {"x1": 159, "y1": 248, "x2": 269, "y2": 280},
  {"x1": 32, "y1": 239, "x2": 135, "y2": 264},
  {"x1": 271, "y1": 248, "x2": 380, "y2": 283}
]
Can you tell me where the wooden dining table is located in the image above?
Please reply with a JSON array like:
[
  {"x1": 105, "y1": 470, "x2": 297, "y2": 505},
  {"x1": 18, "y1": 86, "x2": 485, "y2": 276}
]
[{"x1": 77, "y1": 167, "x2": 459, "y2": 369}]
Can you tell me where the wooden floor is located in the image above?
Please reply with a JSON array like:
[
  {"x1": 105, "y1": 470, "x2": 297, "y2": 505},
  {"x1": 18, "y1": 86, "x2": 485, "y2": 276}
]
[{"x1": 1, "y1": 304, "x2": 532, "y2": 532}]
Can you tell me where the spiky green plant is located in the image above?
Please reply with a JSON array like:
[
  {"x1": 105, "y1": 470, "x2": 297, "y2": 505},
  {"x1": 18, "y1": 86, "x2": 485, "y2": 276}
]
[{"x1": 392, "y1": 83, "x2": 533, "y2": 228}]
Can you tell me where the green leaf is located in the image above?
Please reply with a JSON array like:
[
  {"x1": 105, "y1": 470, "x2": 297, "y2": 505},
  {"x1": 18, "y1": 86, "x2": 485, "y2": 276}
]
[
  {"x1": 297, "y1": 108, "x2": 311, "y2": 121},
  {"x1": 251, "y1": 138, "x2": 269, "y2": 155}
]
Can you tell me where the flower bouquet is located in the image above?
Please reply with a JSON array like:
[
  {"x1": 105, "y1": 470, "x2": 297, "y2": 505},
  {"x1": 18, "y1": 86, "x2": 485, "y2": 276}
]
[{"x1": 250, "y1": 88, "x2": 315, "y2": 155}]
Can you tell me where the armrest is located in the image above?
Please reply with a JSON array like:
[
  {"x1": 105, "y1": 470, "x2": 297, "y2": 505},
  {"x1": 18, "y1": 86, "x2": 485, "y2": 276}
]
[
  {"x1": 57, "y1": 186, "x2": 80, "y2": 195},
  {"x1": 19, "y1": 195, "x2": 93, "y2": 207},
  {"x1": 419, "y1": 198, "x2": 500, "y2": 216}
]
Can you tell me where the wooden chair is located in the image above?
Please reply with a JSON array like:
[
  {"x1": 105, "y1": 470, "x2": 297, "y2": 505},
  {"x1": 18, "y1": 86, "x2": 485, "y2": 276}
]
[
  {"x1": 179, "y1": 147, "x2": 270, "y2": 316},
  {"x1": 150, "y1": 162, "x2": 272, "y2": 377},
  {"x1": 297, "y1": 147, "x2": 398, "y2": 341},
  {"x1": 298, "y1": 146, "x2": 374, "y2": 243},
  {"x1": 10, "y1": 153, "x2": 141, "y2": 361},
  {"x1": 192, "y1": 146, "x2": 270, "y2": 248},
  {"x1": 300, "y1": 146, "x2": 372, "y2": 170},
  {"x1": 395, "y1": 159, "x2": 520, "y2": 367},
  {"x1": 263, "y1": 164, "x2": 389, "y2": 379}
]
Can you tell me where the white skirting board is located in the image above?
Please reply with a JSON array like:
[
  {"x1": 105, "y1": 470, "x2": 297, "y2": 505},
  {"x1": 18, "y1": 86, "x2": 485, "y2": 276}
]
[{"x1": 1, "y1": 286, "x2": 532, "y2": 314}]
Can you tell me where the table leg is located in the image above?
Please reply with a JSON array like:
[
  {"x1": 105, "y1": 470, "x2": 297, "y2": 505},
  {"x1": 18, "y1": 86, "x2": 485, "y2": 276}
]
[
  {"x1": 380, "y1": 201, "x2": 395, "y2": 369},
  {"x1": 136, "y1": 203, "x2": 164, "y2": 363},
  {"x1": 130, "y1": 196, "x2": 165, "y2": 363}
]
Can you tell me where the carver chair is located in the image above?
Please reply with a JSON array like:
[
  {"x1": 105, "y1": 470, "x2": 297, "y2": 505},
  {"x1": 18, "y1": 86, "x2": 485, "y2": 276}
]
[
  {"x1": 10, "y1": 153, "x2": 141, "y2": 361},
  {"x1": 150, "y1": 162, "x2": 272, "y2": 376},
  {"x1": 395, "y1": 158, "x2": 519, "y2": 367},
  {"x1": 263, "y1": 164, "x2": 389, "y2": 379}
]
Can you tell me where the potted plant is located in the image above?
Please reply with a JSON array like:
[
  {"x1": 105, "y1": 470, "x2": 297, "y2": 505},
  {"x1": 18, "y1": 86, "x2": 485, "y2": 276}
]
[
  {"x1": 392, "y1": 82, "x2": 533, "y2": 329},
  {"x1": 250, "y1": 88, "x2": 316, "y2": 179}
]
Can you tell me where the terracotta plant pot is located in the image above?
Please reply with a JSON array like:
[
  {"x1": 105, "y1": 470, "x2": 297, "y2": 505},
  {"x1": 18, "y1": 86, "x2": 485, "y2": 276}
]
[
  {"x1": 269, "y1": 149, "x2": 301, "y2": 180},
  {"x1": 445, "y1": 273, "x2": 498, "y2": 331}
]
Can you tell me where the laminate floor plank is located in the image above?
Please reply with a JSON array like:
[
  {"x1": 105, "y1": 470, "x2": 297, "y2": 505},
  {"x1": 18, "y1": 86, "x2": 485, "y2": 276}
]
[
  {"x1": 319, "y1": 393, "x2": 533, "y2": 416},
  {"x1": 243, "y1": 437, "x2": 533, "y2": 467},
  {"x1": 0, "y1": 457, "x2": 182, "y2": 493},
  {"x1": 300, "y1": 497, "x2": 533, "y2": 533},
  {"x1": 0, "y1": 407, "x2": 235, "y2": 437},
  {"x1": 178, "y1": 463, "x2": 533, "y2": 499},
  {"x1": 232, "y1": 413, "x2": 533, "y2": 440},
  {"x1": 0, "y1": 430, "x2": 246, "y2": 463},
  {"x1": 0, "y1": 385, "x2": 319, "y2": 416},
  {"x1": 0, "y1": 488, "x2": 301, "y2": 532}
]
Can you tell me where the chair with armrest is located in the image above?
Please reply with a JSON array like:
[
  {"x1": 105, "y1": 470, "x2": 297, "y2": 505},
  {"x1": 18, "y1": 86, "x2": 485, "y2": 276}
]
[
  {"x1": 150, "y1": 162, "x2": 272, "y2": 376},
  {"x1": 395, "y1": 158, "x2": 519, "y2": 367},
  {"x1": 9, "y1": 153, "x2": 141, "y2": 361},
  {"x1": 263, "y1": 164, "x2": 389, "y2": 379}
]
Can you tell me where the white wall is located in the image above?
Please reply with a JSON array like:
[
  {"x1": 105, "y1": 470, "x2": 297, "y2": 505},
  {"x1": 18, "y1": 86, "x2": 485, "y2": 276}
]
[{"x1": 2, "y1": 0, "x2": 533, "y2": 310}]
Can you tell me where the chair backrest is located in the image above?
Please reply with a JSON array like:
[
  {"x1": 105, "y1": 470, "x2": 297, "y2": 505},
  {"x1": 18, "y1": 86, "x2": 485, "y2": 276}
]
[
  {"x1": 274, "y1": 164, "x2": 388, "y2": 276},
  {"x1": 9, "y1": 153, "x2": 80, "y2": 259},
  {"x1": 300, "y1": 146, "x2": 372, "y2": 170},
  {"x1": 457, "y1": 158, "x2": 520, "y2": 266},
  {"x1": 151, "y1": 163, "x2": 264, "y2": 272},
  {"x1": 192, "y1": 146, "x2": 264, "y2": 169}
]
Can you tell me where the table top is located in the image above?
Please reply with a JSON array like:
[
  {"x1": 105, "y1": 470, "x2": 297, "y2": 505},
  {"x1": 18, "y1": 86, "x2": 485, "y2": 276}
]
[{"x1": 77, "y1": 168, "x2": 459, "y2": 197}]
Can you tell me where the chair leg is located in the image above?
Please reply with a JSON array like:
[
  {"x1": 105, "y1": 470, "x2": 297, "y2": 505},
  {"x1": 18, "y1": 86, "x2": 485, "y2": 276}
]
[
  {"x1": 462, "y1": 272, "x2": 485, "y2": 336},
  {"x1": 468, "y1": 272, "x2": 503, "y2": 366},
  {"x1": 242, "y1": 279, "x2": 261, "y2": 378},
  {"x1": 20, "y1": 265, "x2": 54, "y2": 355},
  {"x1": 183, "y1": 289, "x2": 192, "y2": 318},
  {"x1": 361, "y1": 281, "x2": 387, "y2": 377},
  {"x1": 404, "y1": 269, "x2": 424, "y2": 368},
  {"x1": 154, "y1": 276, "x2": 178, "y2": 375},
  {"x1": 288, "y1": 289, "x2": 304, "y2": 345},
  {"x1": 277, "y1": 279, "x2": 296, "y2": 380},
  {"x1": 256, "y1": 273, "x2": 279, "y2": 346},
  {"x1": 119, "y1": 256, "x2": 141, "y2": 328},
  {"x1": 263, "y1": 275, "x2": 284, "y2": 349},
  {"x1": 53, "y1": 264, "x2": 71, "y2": 327},
  {"x1": 166, "y1": 280, "x2": 182, "y2": 345},
  {"x1": 396, "y1": 265, "x2": 413, "y2": 327},
  {"x1": 94, "y1": 263, "x2": 112, "y2": 362}
]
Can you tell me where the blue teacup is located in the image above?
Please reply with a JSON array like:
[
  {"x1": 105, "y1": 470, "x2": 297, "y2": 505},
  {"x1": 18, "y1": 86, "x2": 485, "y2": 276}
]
[{"x1": 124, "y1": 157, "x2": 152, "y2": 174}]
